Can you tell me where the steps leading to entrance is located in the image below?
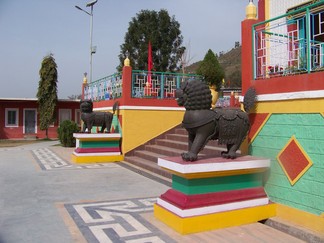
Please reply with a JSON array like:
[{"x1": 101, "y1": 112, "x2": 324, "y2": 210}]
[
  {"x1": 124, "y1": 126, "x2": 227, "y2": 179},
  {"x1": 24, "y1": 134, "x2": 37, "y2": 140}
]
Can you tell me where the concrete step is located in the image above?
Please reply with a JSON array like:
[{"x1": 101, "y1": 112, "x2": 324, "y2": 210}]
[
  {"x1": 155, "y1": 139, "x2": 225, "y2": 156},
  {"x1": 145, "y1": 144, "x2": 185, "y2": 157},
  {"x1": 154, "y1": 139, "x2": 188, "y2": 152},
  {"x1": 124, "y1": 125, "x2": 233, "y2": 179},
  {"x1": 125, "y1": 156, "x2": 172, "y2": 179},
  {"x1": 174, "y1": 128, "x2": 187, "y2": 135},
  {"x1": 133, "y1": 150, "x2": 164, "y2": 163},
  {"x1": 166, "y1": 132, "x2": 227, "y2": 148},
  {"x1": 165, "y1": 133, "x2": 187, "y2": 143},
  {"x1": 24, "y1": 135, "x2": 37, "y2": 140}
]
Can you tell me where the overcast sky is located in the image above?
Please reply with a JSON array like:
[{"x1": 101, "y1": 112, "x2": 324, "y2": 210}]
[{"x1": 0, "y1": 0, "x2": 247, "y2": 99}]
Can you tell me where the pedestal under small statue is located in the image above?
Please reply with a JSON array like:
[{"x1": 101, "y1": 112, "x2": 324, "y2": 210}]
[{"x1": 72, "y1": 100, "x2": 123, "y2": 163}]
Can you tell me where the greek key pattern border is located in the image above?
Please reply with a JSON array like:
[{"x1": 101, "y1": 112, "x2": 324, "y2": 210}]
[
  {"x1": 64, "y1": 197, "x2": 175, "y2": 243},
  {"x1": 32, "y1": 148, "x2": 117, "y2": 170}
]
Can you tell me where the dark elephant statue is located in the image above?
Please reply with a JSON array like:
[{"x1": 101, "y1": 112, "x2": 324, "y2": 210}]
[
  {"x1": 175, "y1": 80, "x2": 256, "y2": 161},
  {"x1": 80, "y1": 100, "x2": 118, "y2": 133}
]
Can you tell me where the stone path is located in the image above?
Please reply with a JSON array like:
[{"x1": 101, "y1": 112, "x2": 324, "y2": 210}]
[{"x1": 0, "y1": 141, "x2": 311, "y2": 242}]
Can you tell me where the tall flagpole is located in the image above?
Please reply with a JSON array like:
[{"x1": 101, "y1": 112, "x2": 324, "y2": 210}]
[{"x1": 148, "y1": 41, "x2": 152, "y2": 86}]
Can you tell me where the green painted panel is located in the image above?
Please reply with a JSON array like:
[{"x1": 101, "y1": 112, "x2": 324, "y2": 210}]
[
  {"x1": 172, "y1": 173, "x2": 263, "y2": 195},
  {"x1": 112, "y1": 116, "x2": 121, "y2": 135},
  {"x1": 79, "y1": 141, "x2": 119, "y2": 148},
  {"x1": 88, "y1": 116, "x2": 121, "y2": 134},
  {"x1": 250, "y1": 113, "x2": 324, "y2": 215}
]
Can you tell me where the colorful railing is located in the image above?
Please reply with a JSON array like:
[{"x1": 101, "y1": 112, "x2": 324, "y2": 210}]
[
  {"x1": 83, "y1": 70, "x2": 202, "y2": 101},
  {"x1": 253, "y1": 1, "x2": 324, "y2": 79},
  {"x1": 83, "y1": 72, "x2": 122, "y2": 101},
  {"x1": 131, "y1": 70, "x2": 202, "y2": 99}
]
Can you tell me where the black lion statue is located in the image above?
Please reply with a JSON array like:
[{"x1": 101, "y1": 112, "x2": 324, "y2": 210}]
[
  {"x1": 80, "y1": 100, "x2": 118, "y2": 133},
  {"x1": 175, "y1": 80, "x2": 256, "y2": 161}
]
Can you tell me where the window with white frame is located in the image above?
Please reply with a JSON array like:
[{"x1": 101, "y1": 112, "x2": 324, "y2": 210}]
[
  {"x1": 59, "y1": 109, "x2": 71, "y2": 125},
  {"x1": 5, "y1": 108, "x2": 19, "y2": 127}
]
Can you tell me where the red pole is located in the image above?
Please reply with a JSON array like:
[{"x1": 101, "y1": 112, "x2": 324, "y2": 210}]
[
  {"x1": 230, "y1": 91, "x2": 235, "y2": 107},
  {"x1": 148, "y1": 41, "x2": 153, "y2": 85}
]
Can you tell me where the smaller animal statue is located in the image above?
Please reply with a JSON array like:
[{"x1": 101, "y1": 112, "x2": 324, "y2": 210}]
[
  {"x1": 80, "y1": 100, "x2": 118, "y2": 133},
  {"x1": 175, "y1": 80, "x2": 257, "y2": 161}
]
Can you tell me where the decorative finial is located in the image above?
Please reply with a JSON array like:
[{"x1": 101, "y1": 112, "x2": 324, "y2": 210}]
[
  {"x1": 246, "y1": 0, "x2": 257, "y2": 20},
  {"x1": 124, "y1": 51, "x2": 130, "y2": 66},
  {"x1": 83, "y1": 72, "x2": 88, "y2": 84}
]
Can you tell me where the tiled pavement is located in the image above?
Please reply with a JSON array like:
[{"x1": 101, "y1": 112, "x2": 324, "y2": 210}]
[
  {"x1": 32, "y1": 147, "x2": 115, "y2": 170},
  {"x1": 0, "y1": 141, "x2": 317, "y2": 242}
]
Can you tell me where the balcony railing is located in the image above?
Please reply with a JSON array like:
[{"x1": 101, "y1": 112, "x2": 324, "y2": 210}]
[
  {"x1": 83, "y1": 73, "x2": 122, "y2": 101},
  {"x1": 253, "y1": 1, "x2": 324, "y2": 79},
  {"x1": 131, "y1": 70, "x2": 202, "y2": 99},
  {"x1": 83, "y1": 70, "x2": 202, "y2": 101}
]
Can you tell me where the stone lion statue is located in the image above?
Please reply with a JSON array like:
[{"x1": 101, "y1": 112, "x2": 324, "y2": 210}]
[
  {"x1": 175, "y1": 80, "x2": 256, "y2": 161},
  {"x1": 80, "y1": 100, "x2": 118, "y2": 133}
]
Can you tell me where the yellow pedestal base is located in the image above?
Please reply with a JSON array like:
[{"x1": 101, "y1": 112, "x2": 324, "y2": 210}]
[
  {"x1": 71, "y1": 154, "x2": 124, "y2": 163},
  {"x1": 154, "y1": 203, "x2": 276, "y2": 235}
]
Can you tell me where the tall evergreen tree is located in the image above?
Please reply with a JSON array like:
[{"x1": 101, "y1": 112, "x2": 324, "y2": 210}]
[
  {"x1": 196, "y1": 49, "x2": 224, "y2": 91},
  {"x1": 37, "y1": 53, "x2": 58, "y2": 138},
  {"x1": 118, "y1": 9, "x2": 185, "y2": 72}
]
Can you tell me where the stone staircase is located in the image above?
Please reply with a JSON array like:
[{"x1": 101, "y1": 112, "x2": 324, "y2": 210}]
[{"x1": 124, "y1": 125, "x2": 226, "y2": 179}]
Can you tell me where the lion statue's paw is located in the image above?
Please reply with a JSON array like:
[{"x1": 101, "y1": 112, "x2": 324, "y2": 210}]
[
  {"x1": 181, "y1": 152, "x2": 198, "y2": 162},
  {"x1": 221, "y1": 151, "x2": 237, "y2": 159}
]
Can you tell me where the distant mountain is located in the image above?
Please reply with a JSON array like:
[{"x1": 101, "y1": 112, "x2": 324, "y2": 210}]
[{"x1": 186, "y1": 46, "x2": 242, "y2": 88}]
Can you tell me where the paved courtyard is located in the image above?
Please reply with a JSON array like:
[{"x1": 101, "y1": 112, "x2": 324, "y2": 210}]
[{"x1": 0, "y1": 141, "x2": 308, "y2": 242}]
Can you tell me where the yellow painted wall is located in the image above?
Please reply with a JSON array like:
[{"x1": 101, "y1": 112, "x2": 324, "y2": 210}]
[
  {"x1": 120, "y1": 109, "x2": 184, "y2": 154},
  {"x1": 255, "y1": 98, "x2": 324, "y2": 113}
]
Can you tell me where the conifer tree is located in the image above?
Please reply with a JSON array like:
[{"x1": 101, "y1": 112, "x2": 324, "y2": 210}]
[
  {"x1": 196, "y1": 49, "x2": 224, "y2": 91},
  {"x1": 37, "y1": 53, "x2": 58, "y2": 138},
  {"x1": 118, "y1": 9, "x2": 185, "y2": 72}
]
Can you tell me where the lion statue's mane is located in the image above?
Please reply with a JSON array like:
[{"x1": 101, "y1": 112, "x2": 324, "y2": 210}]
[
  {"x1": 182, "y1": 80, "x2": 212, "y2": 110},
  {"x1": 176, "y1": 79, "x2": 256, "y2": 161}
]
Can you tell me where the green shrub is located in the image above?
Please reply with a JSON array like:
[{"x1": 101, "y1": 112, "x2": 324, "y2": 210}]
[{"x1": 57, "y1": 120, "x2": 80, "y2": 147}]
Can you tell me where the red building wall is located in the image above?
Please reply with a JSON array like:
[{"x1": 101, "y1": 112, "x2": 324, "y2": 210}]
[{"x1": 0, "y1": 99, "x2": 80, "y2": 139}]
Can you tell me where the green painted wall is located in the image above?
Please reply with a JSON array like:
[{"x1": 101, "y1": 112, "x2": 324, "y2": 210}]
[{"x1": 249, "y1": 113, "x2": 324, "y2": 215}]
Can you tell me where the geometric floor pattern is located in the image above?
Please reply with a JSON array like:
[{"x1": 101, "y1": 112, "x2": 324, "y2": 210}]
[
  {"x1": 32, "y1": 148, "x2": 117, "y2": 171},
  {"x1": 64, "y1": 197, "x2": 176, "y2": 243}
]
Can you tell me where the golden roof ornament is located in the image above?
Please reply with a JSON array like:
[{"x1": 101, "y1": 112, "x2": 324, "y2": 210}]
[
  {"x1": 246, "y1": 0, "x2": 257, "y2": 20},
  {"x1": 124, "y1": 52, "x2": 130, "y2": 66},
  {"x1": 83, "y1": 72, "x2": 88, "y2": 84}
]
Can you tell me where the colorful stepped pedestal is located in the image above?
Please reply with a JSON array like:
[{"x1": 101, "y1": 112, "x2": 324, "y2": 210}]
[
  {"x1": 154, "y1": 156, "x2": 276, "y2": 234},
  {"x1": 72, "y1": 133, "x2": 123, "y2": 163}
]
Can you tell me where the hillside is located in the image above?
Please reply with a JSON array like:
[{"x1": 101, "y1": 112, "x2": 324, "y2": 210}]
[{"x1": 186, "y1": 46, "x2": 242, "y2": 87}]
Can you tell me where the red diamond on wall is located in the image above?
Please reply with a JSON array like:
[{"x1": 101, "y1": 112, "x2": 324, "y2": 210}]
[
  {"x1": 277, "y1": 136, "x2": 313, "y2": 185},
  {"x1": 248, "y1": 113, "x2": 271, "y2": 144}
]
